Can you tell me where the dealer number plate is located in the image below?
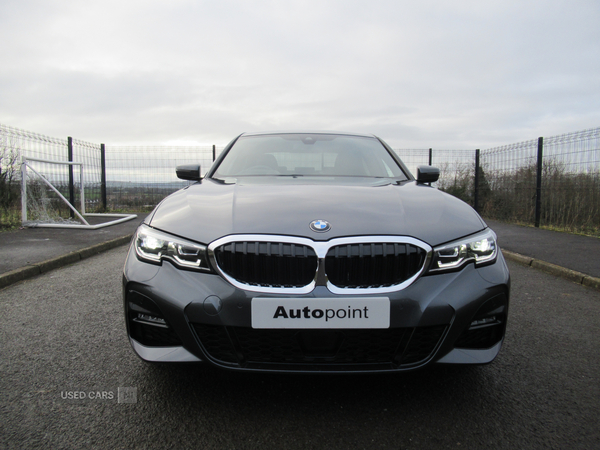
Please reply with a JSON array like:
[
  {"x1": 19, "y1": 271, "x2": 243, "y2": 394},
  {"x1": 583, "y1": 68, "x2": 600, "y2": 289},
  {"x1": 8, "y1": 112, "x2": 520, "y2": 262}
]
[{"x1": 252, "y1": 297, "x2": 390, "y2": 329}]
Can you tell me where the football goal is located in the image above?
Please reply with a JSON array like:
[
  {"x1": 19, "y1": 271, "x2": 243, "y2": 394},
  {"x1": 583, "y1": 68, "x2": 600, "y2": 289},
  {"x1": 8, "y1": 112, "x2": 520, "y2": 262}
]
[{"x1": 21, "y1": 157, "x2": 137, "y2": 229}]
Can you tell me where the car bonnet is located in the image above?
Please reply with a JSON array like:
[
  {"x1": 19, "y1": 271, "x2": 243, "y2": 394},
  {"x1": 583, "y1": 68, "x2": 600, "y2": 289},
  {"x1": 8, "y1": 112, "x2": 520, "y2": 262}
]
[{"x1": 147, "y1": 178, "x2": 486, "y2": 247}]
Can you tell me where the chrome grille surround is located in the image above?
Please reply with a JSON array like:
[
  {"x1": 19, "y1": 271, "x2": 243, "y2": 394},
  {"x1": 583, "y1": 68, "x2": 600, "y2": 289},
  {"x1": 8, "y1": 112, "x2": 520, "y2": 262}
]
[{"x1": 208, "y1": 235, "x2": 432, "y2": 295}]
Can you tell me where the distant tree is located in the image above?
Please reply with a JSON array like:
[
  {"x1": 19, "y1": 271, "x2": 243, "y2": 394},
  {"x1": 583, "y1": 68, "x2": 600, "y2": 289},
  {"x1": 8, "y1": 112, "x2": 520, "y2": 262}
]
[
  {"x1": 437, "y1": 160, "x2": 473, "y2": 205},
  {"x1": 0, "y1": 135, "x2": 20, "y2": 212},
  {"x1": 476, "y1": 164, "x2": 491, "y2": 208}
]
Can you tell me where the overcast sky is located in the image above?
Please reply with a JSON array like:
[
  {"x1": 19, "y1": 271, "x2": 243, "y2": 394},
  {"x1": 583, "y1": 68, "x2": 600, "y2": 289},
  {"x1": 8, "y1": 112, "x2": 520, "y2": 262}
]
[{"x1": 1, "y1": 0, "x2": 599, "y2": 149}]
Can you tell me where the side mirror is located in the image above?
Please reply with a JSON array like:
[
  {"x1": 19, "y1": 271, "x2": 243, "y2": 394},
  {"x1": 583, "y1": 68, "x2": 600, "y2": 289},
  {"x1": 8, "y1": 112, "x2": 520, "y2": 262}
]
[
  {"x1": 176, "y1": 165, "x2": 202, "y2": 181},
  {"x1": 416, "y1": 165, "x2": 440, "y2": 184}
]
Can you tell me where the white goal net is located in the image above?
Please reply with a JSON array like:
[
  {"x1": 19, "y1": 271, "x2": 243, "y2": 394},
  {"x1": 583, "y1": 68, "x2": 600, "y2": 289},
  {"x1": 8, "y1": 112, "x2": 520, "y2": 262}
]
[{"x1": 21, "y1": 157, "x2": 136, "y2": 229}]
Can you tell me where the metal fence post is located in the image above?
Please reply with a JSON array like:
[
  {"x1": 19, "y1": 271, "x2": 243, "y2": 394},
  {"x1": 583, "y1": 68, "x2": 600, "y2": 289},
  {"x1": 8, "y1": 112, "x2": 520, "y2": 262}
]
[
  {"x1": 100, "y1": 143, "x2": 107, "y2": 211},
  {"x1": 212, "y1": 145, "x2": 216, "y2": 162},
  {"x1": 68, "y1": 136, "x2": 74, "y2": 218},
  {"x1": 474, "y1": 149, "x2": 480, "y2": 212},
  {"x1": 428, "y1": 148, "x2": 432, "y2": 166},
  {"x1": 21, "y1": 158, "x2": 28, "y2": 224},
  {"x1": 535, "y1": 137, "x2": 543, "y2": 227}
]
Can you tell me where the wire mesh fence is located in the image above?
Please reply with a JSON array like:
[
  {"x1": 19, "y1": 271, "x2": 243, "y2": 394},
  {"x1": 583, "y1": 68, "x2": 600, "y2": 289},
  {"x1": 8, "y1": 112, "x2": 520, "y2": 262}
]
[
  {"x1": 431, "y1": 149, "x2": 477, "y2": 204},
  {"x1": 0, "y1": 125, "x2": 23, "y2": 226},
  {"x1": 1, "y1": 122, "x2": 599, "y2": 235},
  {"x1": 1, "y1": 125, "x2": 70, "y2": 225},
  {"x1": 540, "y1": 129, "x2": 600, "y2": 233},
  {"x1": 474, "y1": 128, "x2": 600, "y2": 234},
  {"x1": 0, "y1": 125, "x2": 107, "y2": 225},
  {"x1": 72, "y1": 138, "x2": 103, "y2": 213},
  {"x1": 478, "y1": 138, "x2": 540, "y2": 225},
  {"x1": 22, "y1": 158, "x2": 80, "y2": 224},
  {"x1": 392, "y1": 148, "x2": 477, "y2": 204},
  {"x1": 105, "y1": 146, "x2": 223, "y2": 211},
  {"x1": 1, "y1": 123, "x2": 68, "y2": 161},
  {"x1": 392, "y1": 149, "x2": 430, "y2": 175}
]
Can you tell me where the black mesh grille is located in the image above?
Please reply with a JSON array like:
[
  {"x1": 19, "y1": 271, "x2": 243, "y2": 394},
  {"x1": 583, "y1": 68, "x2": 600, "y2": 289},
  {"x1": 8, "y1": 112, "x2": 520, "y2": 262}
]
[
  {"x1": 214, "y1": 239, "x2": 428, "y2": 291},
  {"x1": 455, "y1": 323, "x2": 503, "y2": 349},
  {"x1": 214, "y1": 241, "x2": 317, "y2": 288},
  {"x1": 400, "y1": 326, "x2": 447, "y2": 365},
  {"x1": 192, "y1": 324, "x2": 447, "y2": 370},
  {"x1": 193, "y1": 323, "x2": 239, "y2": 363},
  {"x1": 130, "y1": 322, "x2": 182, "y2": 347},
  {"x1": 127, "y1": 290, "x2": 181, "y2": 347},
  {"x1": 326, "y1": 243, "x2": 427, "y2": 288}
]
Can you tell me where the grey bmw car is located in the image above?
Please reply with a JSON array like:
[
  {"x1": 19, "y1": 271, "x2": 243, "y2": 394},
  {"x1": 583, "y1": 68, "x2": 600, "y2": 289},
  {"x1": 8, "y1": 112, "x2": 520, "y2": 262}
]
[{"x1": 123, "y1": 131, "x2": 510, "y2": 372}]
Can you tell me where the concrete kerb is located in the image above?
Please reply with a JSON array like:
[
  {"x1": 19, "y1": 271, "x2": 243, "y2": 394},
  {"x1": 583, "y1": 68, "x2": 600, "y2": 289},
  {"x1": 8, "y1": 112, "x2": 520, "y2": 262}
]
[
  {"x1": 0, "y1": 234, "x2": 133, "y2": 290},
  {"x1": 502, "y1": 249, "x2": 600, "y2": 292}
]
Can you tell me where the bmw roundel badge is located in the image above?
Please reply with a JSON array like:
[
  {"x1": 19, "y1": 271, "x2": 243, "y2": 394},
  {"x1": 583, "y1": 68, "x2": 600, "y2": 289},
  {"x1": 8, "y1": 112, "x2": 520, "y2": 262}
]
[{"x1": 310, "y1": 220, "x2": 331, "y2": 233}]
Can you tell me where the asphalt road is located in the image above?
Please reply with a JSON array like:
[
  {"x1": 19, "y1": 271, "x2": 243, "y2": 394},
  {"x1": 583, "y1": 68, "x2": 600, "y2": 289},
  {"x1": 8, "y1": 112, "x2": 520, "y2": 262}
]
[{"x1": 1, "y1": 247, "x2": 599, "y2": 449}]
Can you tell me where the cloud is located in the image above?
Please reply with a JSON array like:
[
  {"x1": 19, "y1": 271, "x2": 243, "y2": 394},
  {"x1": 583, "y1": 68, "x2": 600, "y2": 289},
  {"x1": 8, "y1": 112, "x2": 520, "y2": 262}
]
[{"x1": 1, "y1": 0, "x2": 599, "y2": 148}]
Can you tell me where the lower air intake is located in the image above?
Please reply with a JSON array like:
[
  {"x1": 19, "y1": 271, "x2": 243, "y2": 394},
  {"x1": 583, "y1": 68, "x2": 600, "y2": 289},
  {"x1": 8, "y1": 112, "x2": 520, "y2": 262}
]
[{"x1": 192, "y1": 324, "x2": 447, "y2": 371}]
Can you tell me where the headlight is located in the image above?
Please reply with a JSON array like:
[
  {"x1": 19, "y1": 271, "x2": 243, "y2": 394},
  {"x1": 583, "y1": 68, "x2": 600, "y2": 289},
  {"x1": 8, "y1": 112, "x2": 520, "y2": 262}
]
[
  {"x1": 428, "y1": 229, "x2": 498, "y2": 273},
  {"x1": 134, "y1": 224, "x2": 211, "y2": 271}
]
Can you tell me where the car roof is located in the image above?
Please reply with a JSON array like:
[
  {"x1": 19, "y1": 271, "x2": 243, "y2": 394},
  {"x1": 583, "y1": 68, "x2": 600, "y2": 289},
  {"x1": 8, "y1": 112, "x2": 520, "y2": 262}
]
[{"x1": 239, "y1": 131, "x2": 377, "y2": 139}]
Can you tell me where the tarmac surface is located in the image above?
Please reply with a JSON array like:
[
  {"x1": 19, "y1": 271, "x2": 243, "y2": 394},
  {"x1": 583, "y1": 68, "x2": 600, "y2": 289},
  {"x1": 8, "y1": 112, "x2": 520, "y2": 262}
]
[
  {"x1": 2, "y1": 252, "x2": 598, "y2": 449},
  {"x1": 0, "y1": 215, "x2": 599, "y2": 290},
  {"x1": 485, "y1": 219, "x2": 600, "y2": 279}
]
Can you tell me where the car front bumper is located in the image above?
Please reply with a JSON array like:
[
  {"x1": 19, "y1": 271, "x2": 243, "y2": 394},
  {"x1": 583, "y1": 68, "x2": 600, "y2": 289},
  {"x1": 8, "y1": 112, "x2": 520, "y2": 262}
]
[{"x1": 123, "y1": 244, "x2": 510, "y2": 373}]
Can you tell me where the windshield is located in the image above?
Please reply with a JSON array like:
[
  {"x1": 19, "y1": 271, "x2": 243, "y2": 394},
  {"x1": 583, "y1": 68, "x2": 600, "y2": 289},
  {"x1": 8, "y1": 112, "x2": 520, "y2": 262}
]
[{"x1": 211, "y1": 134, "x2": 408, "y2": 180}]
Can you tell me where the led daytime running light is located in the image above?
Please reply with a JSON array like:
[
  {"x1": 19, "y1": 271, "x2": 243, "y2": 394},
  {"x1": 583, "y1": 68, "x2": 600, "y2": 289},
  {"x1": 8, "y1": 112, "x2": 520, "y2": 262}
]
[
  {"x1": 430, "y1": 229, "x2": 497, "y2": 272},
  {"x1": 134, "y1": 225, "x2": 210, "y2": 271}
]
